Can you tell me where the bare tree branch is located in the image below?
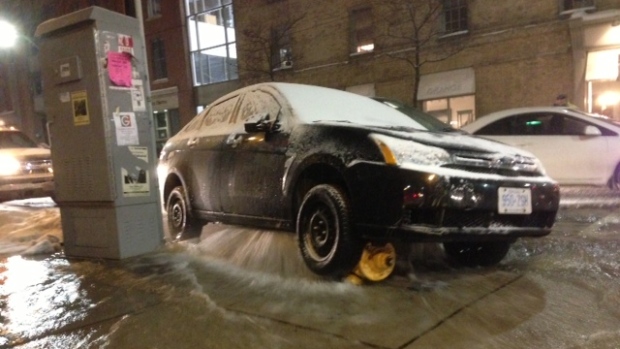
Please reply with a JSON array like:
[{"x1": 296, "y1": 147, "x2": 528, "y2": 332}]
[
  {"x1": 376, "y1": 0, "x2": 466, "y2": 107},
  {"x1": 238, "y1": 13, "x2": 305, "y2": 82}
]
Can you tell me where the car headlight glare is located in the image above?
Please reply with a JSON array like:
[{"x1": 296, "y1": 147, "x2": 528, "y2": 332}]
[
  {"x1": 370, "y1": 133, "x2": 450, "y2": 167},
  {"x1": 0, "y1": 155, "x2": 21, "y2": 176}
]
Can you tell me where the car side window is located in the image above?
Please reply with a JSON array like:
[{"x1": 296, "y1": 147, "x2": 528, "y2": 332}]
[
  {"x1": 202, "y1": 96, "x2": 239, "y2": 130},
  {"x1": 476, "y1": 113, "x2": 562, "y2": 136},
  {"x1": 182, "y1": 109, "x2": 208, "y2": 133},
  {"x1": 562, "y1": 116, "x2": 589, "y2": 135},
  {"x1": 515, "y1": 113, "x2": 556, "y2": 135},
  {"x1": 234, "y1": 91, "x2": 283, "y2": 131},
  {"x1": 476, "y1": 117, "x2": 517, "y2": 135}
]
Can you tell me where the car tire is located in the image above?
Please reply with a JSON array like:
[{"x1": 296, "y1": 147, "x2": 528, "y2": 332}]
[
  {"x1": 443, "y1": 241, "x2": 511, "y2": 267},
  {"x1": 611, "y1": 164, "x2": 620, "y2": 190},
  {"x1": 296, "y1": 184, "x2": 363, "y2": 277},
  {"x1": 166, "y1": 186, "x2": 200, "y2": 241}
]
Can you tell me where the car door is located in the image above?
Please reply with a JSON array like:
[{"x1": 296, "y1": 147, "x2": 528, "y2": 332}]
[
  {"x1": 218, "y1": 89, "x2": 291, "y2": 222},
  {"x1": 474, "y1": 112, "x2": 609, "y2": 184},
  {"x1": 186, "y1": 95, "x2": 241, "y2": 213}
]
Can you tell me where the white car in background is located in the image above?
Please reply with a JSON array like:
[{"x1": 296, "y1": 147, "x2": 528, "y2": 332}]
[
  {"x1": 461, "y1": 107, "x2": 620, "y2": 188},
  {"x1": 0, "y1": 125, "x2": 54, "y2": 202}
]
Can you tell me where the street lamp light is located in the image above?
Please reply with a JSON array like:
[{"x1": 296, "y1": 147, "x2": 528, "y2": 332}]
[{"x1": 0, "y1": 20, "x2": 18, "y2": 49}]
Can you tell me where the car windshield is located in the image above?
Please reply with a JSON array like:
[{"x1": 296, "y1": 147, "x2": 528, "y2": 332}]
[
  {"x1": 275, "y1": 84, "x2": 429, "y2": 130},
  {"x1": 372, "y1": 97, "x2": 461, "y2": 133},
  {"x1": 0, "y1": 131, "x2": 39, "y2": 149},
  {"x1": 572, "y1": 109, "x2": 620, "y2": 128}
]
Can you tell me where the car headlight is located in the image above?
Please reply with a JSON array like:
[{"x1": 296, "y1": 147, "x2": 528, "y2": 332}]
[
  {"x1": 370, "y1": 133, "x2": 450, "y2": 167},
  {"x1": 0, "y1": 155, "x2": 22, "y2": 176}
]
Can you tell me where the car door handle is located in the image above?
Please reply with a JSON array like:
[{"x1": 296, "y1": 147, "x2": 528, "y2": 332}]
[
  {"x1": 187, "y1": 138, "x2": 198, "y2": 148},
  {"x1": 226, "y1": 134, "x2": 243, "y2": 148}
]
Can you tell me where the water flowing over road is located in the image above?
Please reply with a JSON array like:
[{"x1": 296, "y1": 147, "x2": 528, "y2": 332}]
[{"x1": 1, "y1": 187, "x2": 619, "y2": 348}]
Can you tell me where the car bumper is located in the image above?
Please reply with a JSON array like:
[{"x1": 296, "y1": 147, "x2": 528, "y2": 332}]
[
  {"x1": 346, "y1": 161, "x2": 559, "y2": 242},
  {"x1": 0, "y1": 175, "x2": 55, "y2": 202}
]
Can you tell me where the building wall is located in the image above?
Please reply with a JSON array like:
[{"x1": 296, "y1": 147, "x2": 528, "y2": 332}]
[
  {"x1": 142, "y1": 0, "x2": 195, "y2": 126},
  {"x1": 233, "y1": 0, "x2": 620, "y2": 119}
]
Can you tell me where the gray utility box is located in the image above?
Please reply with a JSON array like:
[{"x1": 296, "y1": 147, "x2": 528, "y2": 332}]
[{"x1": 36, "y1": 7, "x2": 163, "y2": 259}]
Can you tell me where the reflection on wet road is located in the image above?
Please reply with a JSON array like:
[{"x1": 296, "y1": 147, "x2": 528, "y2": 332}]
[{"x1": 0, "y1": 188, "x2": 619, "y2": 348}]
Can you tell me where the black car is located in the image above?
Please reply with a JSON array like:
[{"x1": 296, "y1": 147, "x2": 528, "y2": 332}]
[{"x1": 158, "y1": 83, "x2": 559, "y2": 279}]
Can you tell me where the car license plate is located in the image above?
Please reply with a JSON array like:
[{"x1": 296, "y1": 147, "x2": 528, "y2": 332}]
[{"x1": 498, "y1": 187, "x2": 532, "y2": 214}]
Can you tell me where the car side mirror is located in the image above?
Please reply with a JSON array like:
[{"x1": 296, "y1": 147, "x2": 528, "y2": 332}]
[
  {"x1": 584, "y1": 125, "x2": 602, "y2": 136},
  {"x1": 244, "y1": 112, "x2": 281, "y2": 133}
]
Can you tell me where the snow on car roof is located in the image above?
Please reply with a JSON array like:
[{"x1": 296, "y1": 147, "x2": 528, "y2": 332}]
[{"x1": 269, "y1": 83, "x2": 427, "y2": 130}]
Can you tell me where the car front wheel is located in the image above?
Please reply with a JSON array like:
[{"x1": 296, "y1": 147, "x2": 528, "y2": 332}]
[
  {"x1": 296, "y1": 184, "x2": 363, "y2": 277},
  {"x1": 166, "y1": 186, "x2": 200, "y2": 241},
  {"x1": 443, "y1": 241, "x2": 511, "y2": 267}
]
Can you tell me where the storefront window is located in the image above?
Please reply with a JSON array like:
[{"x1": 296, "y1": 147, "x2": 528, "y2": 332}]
[
  {"x1": 586, "y1": 49, "x2": 620, "y2": 120},
  {"x1": 423, "y1": 95, "x2": 475, "y2": 128}
]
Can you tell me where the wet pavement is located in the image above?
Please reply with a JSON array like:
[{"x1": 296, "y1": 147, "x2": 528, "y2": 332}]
[{"x1": 1, "y1": 186, "x2": 620, "y2": 348}]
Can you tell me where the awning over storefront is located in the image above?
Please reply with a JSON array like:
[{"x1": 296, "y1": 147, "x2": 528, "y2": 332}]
[
  {"x1": 586, "y1": 49, "x2": 620, "y2": 81},
  {"x1": 151, "y1": 86, "x2": 179, "y2": 111},
  {"x1": 417, "y1": 68, "x2": 475, "y2": 100}
]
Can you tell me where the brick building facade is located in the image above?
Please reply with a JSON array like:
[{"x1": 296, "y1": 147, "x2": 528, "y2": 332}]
[
  {"x1": 227, "y1": 0, "x2": 620, "y2": 126},
  {"x1": 1, "y1": 0, "x2": 619, "y2": 143}
]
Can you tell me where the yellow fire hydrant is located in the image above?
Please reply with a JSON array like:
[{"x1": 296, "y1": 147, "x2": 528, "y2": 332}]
[{"x1": 346, "y1": 242, "x2": 396, "y2": 285}]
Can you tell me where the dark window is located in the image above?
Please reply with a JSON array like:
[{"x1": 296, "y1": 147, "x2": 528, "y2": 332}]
[
  {"x1": 476, "y1": 114, "x2": 554, "y2": 136},
  {"x1": 443, "y1": 0, "x2": 468, "y2": 34},
  {"x1": 350, "y1": 7, "x2": 374, "y2": 54},
  {"x1": 152, "y1": 38, "x2": 168, "y2": 80},
  {"x1": 271, "y1": 27, "x2": 292, "y2": 69},
  {"x1": 148, "y1": 0, "x2": 162, "y2": 18},
  {"x1": 476, "y1": 113, "x2": 613, "y2": 136},
  {"x1": 560, "y1": 0, "x2": 595, "y2": 12}
]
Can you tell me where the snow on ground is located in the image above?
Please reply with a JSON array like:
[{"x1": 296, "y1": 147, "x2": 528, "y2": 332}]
[{"x1": 0, "y1": 198, "x2": 62, "y2": 257}]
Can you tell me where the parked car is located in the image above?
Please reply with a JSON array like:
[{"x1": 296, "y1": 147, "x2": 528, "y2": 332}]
[
  {"x1": 0, "y1": 124, "x2": 54, "y2": 202},
  {"x1": 158, "y1": 83, "x2": 559, "y2": 278},
  {"x1": 461, "y1": 107, "x2": 620, "y2": 187}
]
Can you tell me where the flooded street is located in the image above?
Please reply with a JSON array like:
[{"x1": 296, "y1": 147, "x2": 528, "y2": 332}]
[{"x1": 1, "y1": 187, "x2": 620, "y2": 348}]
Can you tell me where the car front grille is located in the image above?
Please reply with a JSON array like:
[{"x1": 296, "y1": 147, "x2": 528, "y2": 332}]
[
  {"x1": 445, "y1": 152, "x2": 541, "y2": 177},
  {"x1": 20, "y1": 159, "x2": 53, "y2": 175},
  {"x1": 441, "y1": 164, "x2": 540, "y2": 177}
]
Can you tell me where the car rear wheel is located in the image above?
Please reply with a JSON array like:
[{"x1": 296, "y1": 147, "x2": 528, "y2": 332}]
[
  {"x1": 611, "y1": 164, "x2": 620, "y2": 190},
  {"x1": 166, "y1": 186, "x2": 200, "y2": 241},
  {"x1": 296, "y1": 184, "x2": 363, "y2": 277},
  {"x1": 443, "y1": 241, "x2": 511, "y2": 267}
]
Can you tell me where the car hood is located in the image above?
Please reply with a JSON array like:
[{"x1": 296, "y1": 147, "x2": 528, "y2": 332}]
[
  {"x1": 315, "y1": 121, "x2": 537, "y2": 158},
  {"x1": 0, "y1": 148, "x2": 51, "y2": 159}
]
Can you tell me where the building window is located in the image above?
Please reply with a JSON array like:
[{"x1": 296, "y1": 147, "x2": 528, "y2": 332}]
[
  {"x1": 271, "y1": 27, "x2": 293, "y2": 70},
  {"x1": 443, "y1": 0, "x2": 468, "y2": 34},
  {"x1": 350, "y1": 7, "x2": 374, "y2": 54},
  {"x1": 560, "y1": 0, "x2": 595, "y2": 13},
  {"x1": 424, "y1": 95, "x2": 475, "y2": 128},
  {"x1": 151, "y1": 38, "x2": 168, "y2": 80},
  {"x1": 186, "y1": 0, "x2": 238, "y2": 86},
  {"x1": 147, "y1": 0, "x2": 162, "y2": 18}
]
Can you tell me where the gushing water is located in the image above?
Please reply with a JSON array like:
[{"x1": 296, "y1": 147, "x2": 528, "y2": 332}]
[{"x1": 184, "y1": 223, "x2": 323, "y2": 280}]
